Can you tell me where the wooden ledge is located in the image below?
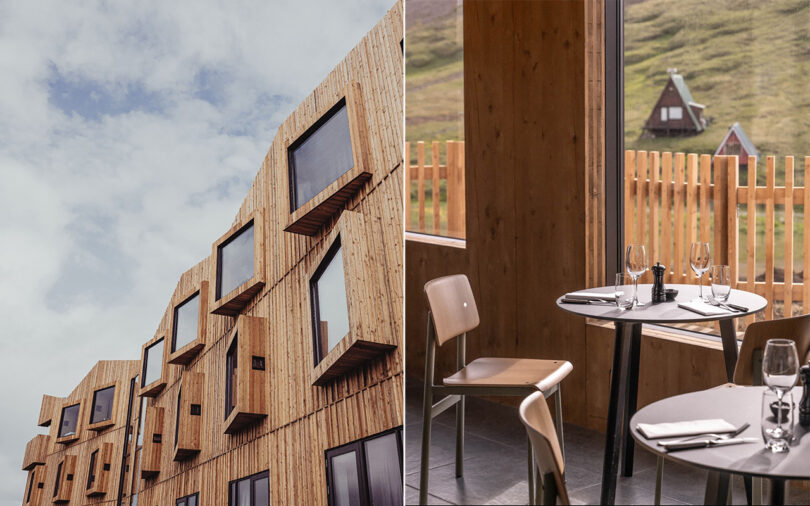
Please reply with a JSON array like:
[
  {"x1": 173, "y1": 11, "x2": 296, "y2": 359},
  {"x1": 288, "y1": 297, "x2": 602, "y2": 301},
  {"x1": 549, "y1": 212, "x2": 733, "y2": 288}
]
[{"x1": 405, "y1": 231, "x2": 466, "y2": 249}]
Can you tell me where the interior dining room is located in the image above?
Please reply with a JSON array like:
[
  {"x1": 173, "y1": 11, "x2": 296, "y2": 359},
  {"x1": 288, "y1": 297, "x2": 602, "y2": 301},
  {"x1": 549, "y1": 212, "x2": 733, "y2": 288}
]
[{"x1": 404, "y1": 0, "x2": 810, "y2": 504}]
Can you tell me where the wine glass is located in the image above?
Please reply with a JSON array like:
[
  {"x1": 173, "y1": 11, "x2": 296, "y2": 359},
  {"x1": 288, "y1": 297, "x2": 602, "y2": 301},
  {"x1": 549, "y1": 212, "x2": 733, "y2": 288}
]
[
  {"x1": 625, "y1": 244, "x2": 648, "y2": 308},
  {"x1": 689, "y1": 242, "x2": 711, "y2": 301},
  {"x1": 762, "y1": 339, "x2": 800, "y2": 452}
]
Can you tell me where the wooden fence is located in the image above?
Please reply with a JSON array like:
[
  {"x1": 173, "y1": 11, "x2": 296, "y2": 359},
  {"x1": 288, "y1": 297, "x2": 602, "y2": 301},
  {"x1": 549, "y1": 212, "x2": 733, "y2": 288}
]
[
  {"x1": 405, "y1": 140, "x2": 466, "y2": 239},
  {"x1": 626, "y1": 150, "x2": 810, "y2": 322}
]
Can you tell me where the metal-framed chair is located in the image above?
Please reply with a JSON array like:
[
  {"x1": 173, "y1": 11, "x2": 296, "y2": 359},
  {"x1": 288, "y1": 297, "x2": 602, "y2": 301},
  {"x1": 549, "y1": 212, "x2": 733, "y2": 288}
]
[
  {"x1": 652, "y1": 313, "x2": 810, "y2": 505},
  {"x1": 520, "y1": 391, "x2": 571, "y2": 505},
  {"x1": 418, "y1": 274, "x2": 573, "y2": 505}
]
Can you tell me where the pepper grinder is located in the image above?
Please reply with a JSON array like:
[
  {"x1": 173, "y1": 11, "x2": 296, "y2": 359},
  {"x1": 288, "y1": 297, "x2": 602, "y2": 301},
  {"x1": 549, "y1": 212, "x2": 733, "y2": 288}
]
[
  {"x1": 651, "y1": 262, "x2": 666, "y2": 303},
  {"x1": 800, "y1": 364, "x2": 810, "y2": 428}
]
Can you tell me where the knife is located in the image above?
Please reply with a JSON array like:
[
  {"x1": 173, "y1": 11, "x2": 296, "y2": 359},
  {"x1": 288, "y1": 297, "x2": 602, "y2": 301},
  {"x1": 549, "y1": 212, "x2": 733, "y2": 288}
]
[
  {"x1": 726, "y1": 302, "x2": 749, "y2": 312},
  {"x1": 662, "y1": 437, "x2": 760, "y2": 452}
]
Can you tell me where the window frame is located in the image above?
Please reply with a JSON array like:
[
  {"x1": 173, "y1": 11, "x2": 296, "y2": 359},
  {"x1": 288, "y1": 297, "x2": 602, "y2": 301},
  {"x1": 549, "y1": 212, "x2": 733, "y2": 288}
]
[
  {"x1": 223, "y1": 315, "x2": 268, "y2": 434},
  {"x1": 140, "y1": 334, "x2": 168, "y2": 397},
  {"x1": 307, "y1": 211, "x2": 397, "y2": 386},
  {"x1": 283, "y1": 82, "x2": 373, "y2": 236},
  {"x1": 176, "y1": 492, "x2": 199, "y2": 506},
  {"x1": 310, "y1": 236, "x2": 349, "y2": 365},
  {"x1": 168, "y1": 282, "x2": 209, "y2": 365},
  {"x1": 324, "y1": 427, "x2": 403, "y2": 506},
  {"x1": 209, "y1": 210, "x2": 267, "y2": 316},
  {"x1": 87, "y1": 381, "x2": 118, "y2": 431},
  {"x1": 228, "y1": 470, "x2": 269, "y2": 506},
  {"x1": 52, "y1": 454, "x2": 76, "y2": 503},
  {"x1": 56, "y1": 401, "x2": 83, "y2": 444},
  {"x1": 86, "y1": 449, "x2": 98, "y2": 491}
]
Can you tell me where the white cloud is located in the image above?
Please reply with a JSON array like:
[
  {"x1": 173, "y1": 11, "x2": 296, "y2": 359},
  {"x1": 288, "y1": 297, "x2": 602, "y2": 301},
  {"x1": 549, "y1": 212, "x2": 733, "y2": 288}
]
[{"x1": 0, "y1": 0, "x2": 394, "y2": 503}]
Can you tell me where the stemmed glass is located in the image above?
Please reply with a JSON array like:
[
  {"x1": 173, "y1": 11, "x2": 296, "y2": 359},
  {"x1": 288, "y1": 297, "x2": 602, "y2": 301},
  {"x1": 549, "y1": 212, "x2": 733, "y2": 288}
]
[
  {"x1": 689, "y1": 242, "x2": 711, "y2": 301},
  {"x1": 625, "y1": 244, "x2": 648, "y2": 308},
  {"x1": 762, "y1": 339, "x2": 800, "y2": 452}
]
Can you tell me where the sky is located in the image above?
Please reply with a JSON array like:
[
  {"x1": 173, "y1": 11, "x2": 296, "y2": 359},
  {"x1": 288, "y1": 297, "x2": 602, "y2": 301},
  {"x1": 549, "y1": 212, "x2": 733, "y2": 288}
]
[{"x1": 0, "y1": 0, "x2": 393, "y2": 503}]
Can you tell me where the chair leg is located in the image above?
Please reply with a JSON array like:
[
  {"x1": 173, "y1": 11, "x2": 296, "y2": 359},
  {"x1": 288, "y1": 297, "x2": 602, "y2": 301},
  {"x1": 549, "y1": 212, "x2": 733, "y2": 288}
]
[
  {"x1": 654, "y1": 456, "x2": 663, "y2": 506},
  {"x1": 542, "y1": 472, "x2": 558, "y2": 506},
  {"x1": 528, "y1": 439, "x2": 535, "y2": 505},
  {"x1": 419, "y1": 385, "x2": 433, "y2": 505},
  {"x1": 455, "y1": 394, "x2": 465, "y2": 478},
  {"x1": 554, "y1": 385, "x2": 565, "y2": 464}
]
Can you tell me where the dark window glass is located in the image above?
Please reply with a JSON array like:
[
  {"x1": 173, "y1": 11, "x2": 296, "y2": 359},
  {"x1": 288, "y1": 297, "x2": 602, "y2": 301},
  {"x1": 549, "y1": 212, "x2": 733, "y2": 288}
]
[
  {"x1": 53, "y1": 461, "x2": 63, "y2": 497},
  {"x1": 311, "y1": 239, "x2": 350, "y2": 364},
  {"x1": 91, "y1": 385, "x2": 115, "y2": 424},
  {"x1": 87, "y1": 450, "x2": 98, "y2": 490},
  {"x1": 326, "y1": 428, "x2": 403, "y2": 506},
  {"x1": 229, "y1": 470, "x2": 269, "y2": 506},
  {"x1": 142, "y1": 339, "x2": 164, "y2": 387},
  {"x1": 331, "y1": 451, "x2": 363, "y2": 506},
  {"x1": 177, "y1": 493, "x2": 199, "y2": 506},
  {"x1": 58, "y1": 403, "x2": 80, "y2": 438},
  {"x1": 136, "y1": 399, "x2": 146, "y2": 447},
  {"x1": 364, "y1": 433, "x2": 403, "y2": 506},
  {"x1": 217, "y1": 223, "x2": 255, "y2": 300},
  {"x1": 175, "y1": 387, "x2": 182, "y2": 447},
  {"x1": 26, "y1": 469, "x2": 35, "y2": 502},
  {"x1": 225, "y1": 337, "x2": 238, "y2": 419},
  {"x1": 172, "y1": 292, "x2": 200, "y2": 352},
  {"x1": 289, "y1": 99, "x2": 354, "y2": 210}
]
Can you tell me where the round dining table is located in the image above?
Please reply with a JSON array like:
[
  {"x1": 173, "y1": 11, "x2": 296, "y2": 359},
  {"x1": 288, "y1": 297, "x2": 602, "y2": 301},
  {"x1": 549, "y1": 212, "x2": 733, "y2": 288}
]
[
  {"x1": 556, "y1": 283, "x2": 767, "y2": 505},
  {"x1": 630, "y1": 385, "x2": 809, "y2": 505}
]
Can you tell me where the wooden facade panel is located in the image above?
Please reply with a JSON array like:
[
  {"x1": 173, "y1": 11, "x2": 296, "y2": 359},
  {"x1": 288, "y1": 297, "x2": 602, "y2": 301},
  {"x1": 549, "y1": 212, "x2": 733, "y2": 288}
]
[
  {"x1": 22, "y1": 435, "x2": 48, "y2": 471},
  {"x1": 141, "y1": 405, "x2": 164, "y2": 478},
  {"x1": 38, "y1": 394, "x2": 61, "y2": 428}
]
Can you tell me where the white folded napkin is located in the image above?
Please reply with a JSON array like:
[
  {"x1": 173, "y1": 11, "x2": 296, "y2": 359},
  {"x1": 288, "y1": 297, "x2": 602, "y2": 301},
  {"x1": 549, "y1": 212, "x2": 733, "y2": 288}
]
[
  {"x1": 565, "y1": 290, "x2": 616, "y2": 301},
  {"x1": 677, "y1": 300, "x2": 731, "y2": 316},
  {"x1": 636, "y1": 418, "x2": 737, "y2": 439}
]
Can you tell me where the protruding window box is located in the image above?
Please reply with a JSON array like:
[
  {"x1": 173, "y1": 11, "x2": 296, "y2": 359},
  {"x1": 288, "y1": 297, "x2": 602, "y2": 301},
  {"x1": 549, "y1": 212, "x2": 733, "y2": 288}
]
[
  {"x1": 224, "y1": 316, "x2": 268, "y2": 434},
  {"x1": 140, "y1": 335, "x2": 168, "y2": 397},
  {"x1": 52, "y1": 455, "x2": 76, "y2": 503},
  {"x1": 168, "y1": 282, "x2": 209, "y2": 365},
  {"x1": 38, "y1": 394, "x2": 60, "y2": 427},
  {"x1": 87, "y1": 382, "x2": 118, "y2": 432},
  {"x1": 174, "y1": 371, "x2": 204, "y2": 461},
  {"x1": 210, "y1": 211, "x2": 266, "y2": 316},
  {"x1": 141, "y1": 405, "x2": 164, "y2": 479},
  {"x1": 56, "y1": 402, "x2": 83, "y2": 445},
  {"x1": 308, "y1": 211, "x2": 397, "y2": 386},
  {"x1": 85, "y1": 442, "x2": 113, "y2": 497},
  {"x1": 284, "y1": 82, "x2": 372, "y2": 236},
  {"x1": 24, "y1": 463, "x2": 46, "y2": 505},
  {"x1": 22, "y1": 435, "x2": 48, "y2": 471}
]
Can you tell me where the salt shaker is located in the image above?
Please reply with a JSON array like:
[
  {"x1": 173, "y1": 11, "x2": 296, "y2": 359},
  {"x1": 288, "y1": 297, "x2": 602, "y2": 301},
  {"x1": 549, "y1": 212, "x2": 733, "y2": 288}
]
[
  {"x1": 800, "y1": 364, "x2": 810, "y2": 427},
  {"x1": 651, "y1": 262, "x2": 666, "y2": 303}
]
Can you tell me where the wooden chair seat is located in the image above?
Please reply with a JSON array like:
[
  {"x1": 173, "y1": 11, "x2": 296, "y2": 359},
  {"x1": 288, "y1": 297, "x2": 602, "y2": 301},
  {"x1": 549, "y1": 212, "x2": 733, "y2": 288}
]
[{"x1": 444, "y1": 357, "x2": 573, "y2": 392}]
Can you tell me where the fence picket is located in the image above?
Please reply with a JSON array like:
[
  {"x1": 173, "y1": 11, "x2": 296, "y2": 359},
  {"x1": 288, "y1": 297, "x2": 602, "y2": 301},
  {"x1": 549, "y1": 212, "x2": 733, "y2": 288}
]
[
  {"x1": 674, "y1": 153, "x2": 686, "y2": 282},
  {"x1": 686, "y1": 154, "x2": 699, "y2": 281},
  {"x1": 417, "y1": 141, "x2": 426, "y2": 232},
  {"x1": 785, "y1": 156, "x2": 794, "y2": 317},
  {"x1": 765, "y1": 156, "x2": 775, "y2": 320},
  {"x1": 661, "y1": 152, "x2": 673, "y2": 282},
  {"x1": 432, "y1": 141, "x2": 440, "y2": 234},
  {"x1": 747, "y1": 155, "x2": 757, "y2": 326}
]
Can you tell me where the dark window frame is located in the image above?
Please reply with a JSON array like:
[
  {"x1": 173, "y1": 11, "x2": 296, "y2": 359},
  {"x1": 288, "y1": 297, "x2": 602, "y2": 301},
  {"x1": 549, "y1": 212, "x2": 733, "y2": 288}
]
[
  {"x1": 309, "y1": 235, "x2": 345, "y2": 366},
  {"x1": 53, "y1": 461, "x2": 63, "y2": 497},
  {"x1": 176, "y1": 492, "x2": 199, "y2": 506},
  {"x1": 86, "y1": 449, "x2": 98, "y2": 490},
  {"x1": 90, "y1": 385, "x2": 116, "y2": 425},
  {"x1": 215, "y1": 220, "x2": 256, "y2": 301},
  {"x1": 116, "y1": 375, "x2": 138, "y2": 506},
  {"x1": 324, "y1": 427, "x2": 403, "y2": 506},
  {"x1": 225, "y1": 336, "x2": 238, "y2": 420},
  {"x1": 605, "y1": 0, "x2": 625, "y2": 278},
  {"x1": 171, "y1": 290, "x2": 201, "y2": 353},
  {"x1": 26, "y1": 468, "x2": 36, "y2": 503},
  {"x1": 228, "y1": 470, "x2": 269, "y2": 506},
  {"x1": 175, "y1": 387, "x2": 182, "y2": 447},
  {"x1": 58, "y1": 403, "x2": 81, "y2": 438},
  {"x1": 141, "y1": 338, "x2": 165, "y2": 388},
  {"x1": 288, "y1": 97, "x2": 353, "y2": 212}
]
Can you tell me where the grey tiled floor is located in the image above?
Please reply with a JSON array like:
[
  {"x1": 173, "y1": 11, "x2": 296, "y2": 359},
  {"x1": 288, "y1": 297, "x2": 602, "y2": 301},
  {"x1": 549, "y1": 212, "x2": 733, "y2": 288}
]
[{"x1": 405, "y1": 379, "x2": 810, "y2": 505}]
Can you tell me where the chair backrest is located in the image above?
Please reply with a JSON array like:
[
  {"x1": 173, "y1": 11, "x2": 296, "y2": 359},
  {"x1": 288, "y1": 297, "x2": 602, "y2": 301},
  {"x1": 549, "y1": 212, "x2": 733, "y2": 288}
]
[
  {"x1": 424, "y1": 274, "x2": 480, "y2": 347},
  {"x1": 733, "y1": 313, "x2": 810, "y2": 385},
  {"x1": 519, "y1": 392, "x2": 569, "y2": 505}
]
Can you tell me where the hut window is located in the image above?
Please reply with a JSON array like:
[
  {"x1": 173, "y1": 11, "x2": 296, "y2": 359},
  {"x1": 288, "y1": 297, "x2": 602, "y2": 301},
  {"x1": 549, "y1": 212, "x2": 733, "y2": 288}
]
[
  {"x1": 225, "y1": 337, "x2": 238, "y2": 419},
  {"x1": 172, "y1": 291, "x2": 200, "y2": 353},
  {"x1": 229, "y1": 470, "x2": 269, "y2": 506},
  {"x1": 216, "y1": 222, "x2": 255, "y2": 300},
  {"x1": 58, "y1": 404, "x2": 80, "y2": 438},
  {"x1": 310, "y1": 238, "x2": 350, "y2": 365},
  {"x1": 142, "y1": 338, "x2": 164, "y2": 388},
  {"x1": 288, "y1": 99, "x2": 354, "y2": 211},
  {"x1": 660, "y1": 107, "x2": 668, "y2": 121},
  {"x1": 325, "y1": 428, "x2": 403, "y2": 506},
  {"x1": 90, "y1": 386, "x2": 115, "y2": 424},
  {"x1": 668, "y1": 106, "x2": 683, "y2": 120},
  {"x1": 176, "y1": 492, "x2": 199, "y2": 506}
]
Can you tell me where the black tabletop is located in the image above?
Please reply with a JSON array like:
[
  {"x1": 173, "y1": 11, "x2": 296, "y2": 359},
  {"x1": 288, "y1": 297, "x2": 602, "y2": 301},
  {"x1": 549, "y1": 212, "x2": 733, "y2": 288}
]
[
  {"x1": 630, "y1": 385, "x2": 810, "y2": 480},
  {"x1": 556, "y1": 284, "x2": 767, "y2": 324}
]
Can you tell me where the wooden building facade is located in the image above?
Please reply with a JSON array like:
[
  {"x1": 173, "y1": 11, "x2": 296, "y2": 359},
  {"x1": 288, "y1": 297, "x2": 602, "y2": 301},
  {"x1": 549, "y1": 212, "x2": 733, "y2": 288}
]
[{"x1": 21, "y1": 2, "x2": 403, "y2": 505}]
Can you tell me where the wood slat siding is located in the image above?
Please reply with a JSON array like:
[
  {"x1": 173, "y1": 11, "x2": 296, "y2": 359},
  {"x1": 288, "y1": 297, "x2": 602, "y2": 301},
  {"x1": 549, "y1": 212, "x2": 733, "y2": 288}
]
[{"x1": 24, "y1": 3, "x2": 402, "y2": 505}]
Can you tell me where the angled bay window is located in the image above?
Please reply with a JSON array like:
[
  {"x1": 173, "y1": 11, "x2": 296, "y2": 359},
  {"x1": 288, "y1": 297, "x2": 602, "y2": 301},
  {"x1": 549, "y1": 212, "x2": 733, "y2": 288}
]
[
  {"x1": 140, "y1": 335, "x2": 168, "y2": 397},
  {"x1": 22, "y1": 435, "x2": 47, "y2": 471},
  {"x1": 229, "y1": 470, "x2": 269, "y2": 506},
  {"x1": 88, "y1": 382, "x2": 117, "y2": 431},
  {"x1": 174, "y1": 371, "x2": 204, "y2": 461},
  {"x1": 168, "y1": 281, "x2": 209, "y2": 365},
  {"x1": 223, "y1": 315, "x2": 268, "y2": 434},
  {"x1": 56, "y1": 402, "x2": 82, "y2": 444},
  {"x1": 210, "y1": 211, "x2": 266, "y2": 316},
  {"x1": 141, "y1": 405, "x2": 164, "y2": 479},
  {"x1": 308, "y1": 211, "x2": 397, "y2": 385},
  {"x1": 24, "y1": 464, "x2": 45, "y2": 505},
  {"x1": 325, "y1": 428, "x2": 403, "y2": 506},
  {"x1": 85, "y1": 442, "x2": 113, "y2": 497},
  {"x1": 284, "y1": 82, "x2": 372, "y2": 236},
  {"x1": 52, "y1": 454, "x2": 76, "y2": 503}
]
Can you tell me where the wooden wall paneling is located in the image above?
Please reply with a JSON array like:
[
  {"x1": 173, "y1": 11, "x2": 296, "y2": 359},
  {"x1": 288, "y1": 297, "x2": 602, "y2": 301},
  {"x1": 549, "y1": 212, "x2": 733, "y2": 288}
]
[
  {"x1": 141, "y1": 405, "x2": 164, "y2": 478},
  {"x1": 37, "y1": 395, "x2": 60, "y2": 428},
  {"x1": 22, "y1": 435, "x2": 48, "y2": 471}
]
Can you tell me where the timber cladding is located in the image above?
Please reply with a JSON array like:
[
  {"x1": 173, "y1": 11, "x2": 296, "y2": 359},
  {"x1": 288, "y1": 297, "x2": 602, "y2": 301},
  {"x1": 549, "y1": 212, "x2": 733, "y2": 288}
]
[{"x1": 22, "y1": 2, "x2": 402, "y2": 505}]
